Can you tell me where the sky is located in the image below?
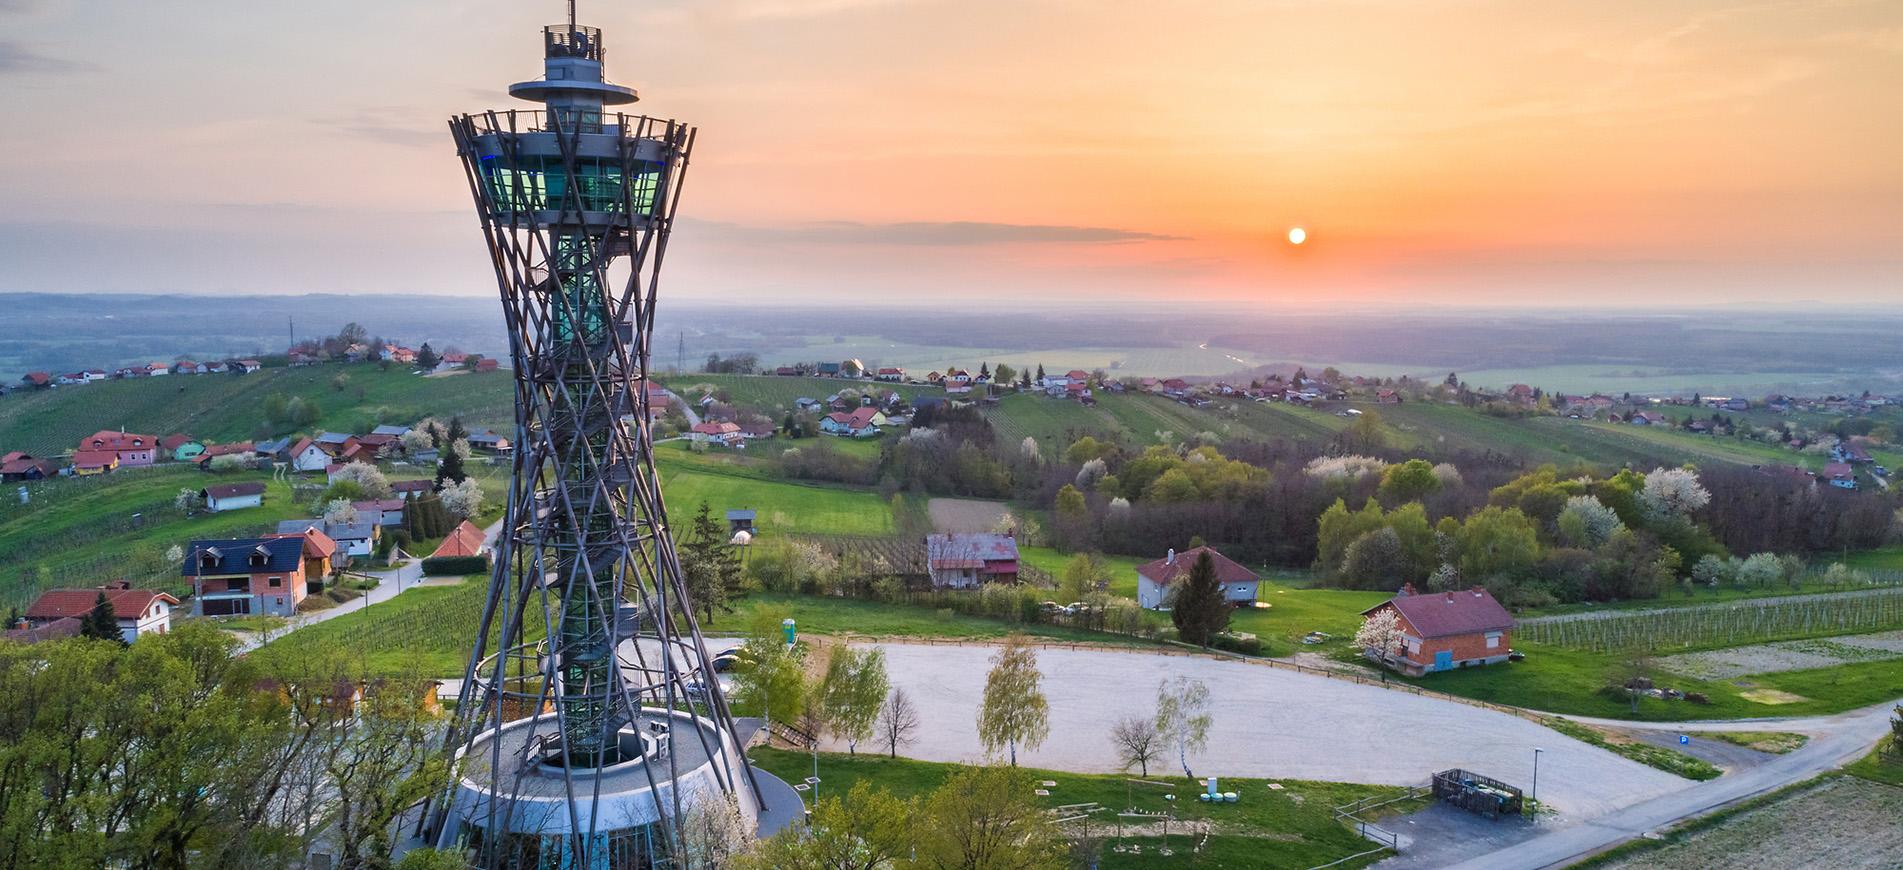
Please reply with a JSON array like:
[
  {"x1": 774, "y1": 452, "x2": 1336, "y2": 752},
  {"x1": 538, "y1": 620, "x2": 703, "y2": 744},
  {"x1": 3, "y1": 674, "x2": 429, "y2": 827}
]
[{"x1": 0, "y1": 0, "x2": 1899, "y2": 306}]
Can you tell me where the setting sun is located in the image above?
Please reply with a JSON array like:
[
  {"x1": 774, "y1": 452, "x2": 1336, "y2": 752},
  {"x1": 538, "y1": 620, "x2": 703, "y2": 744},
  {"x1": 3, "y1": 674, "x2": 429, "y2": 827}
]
[{"x1": 1288, "y1": 227, "x2": 1307, "y2": 246}]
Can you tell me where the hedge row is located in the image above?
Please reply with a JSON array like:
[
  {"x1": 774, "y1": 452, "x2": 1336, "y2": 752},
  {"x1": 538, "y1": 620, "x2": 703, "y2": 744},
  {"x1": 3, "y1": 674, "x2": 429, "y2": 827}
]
[{"x1": 421, "y1": 555, "x2": 491, "y2": 576}]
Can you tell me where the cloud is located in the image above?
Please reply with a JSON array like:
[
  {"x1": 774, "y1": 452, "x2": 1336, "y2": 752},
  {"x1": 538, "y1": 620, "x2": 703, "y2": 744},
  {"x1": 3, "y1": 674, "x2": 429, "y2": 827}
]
[
  {"x1": 0, "y1": 40, "x2": 94, "y2": 74},
  {"x1": 692, "y1": 219, "x2": 1185, "y2": 246}
]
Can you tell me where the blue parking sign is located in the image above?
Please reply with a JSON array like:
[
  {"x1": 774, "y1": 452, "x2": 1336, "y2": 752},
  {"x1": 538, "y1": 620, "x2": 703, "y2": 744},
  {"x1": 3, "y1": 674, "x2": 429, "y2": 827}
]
[{"x1": 1679, "y1": 734, "x2": 1690, "y2": 745}]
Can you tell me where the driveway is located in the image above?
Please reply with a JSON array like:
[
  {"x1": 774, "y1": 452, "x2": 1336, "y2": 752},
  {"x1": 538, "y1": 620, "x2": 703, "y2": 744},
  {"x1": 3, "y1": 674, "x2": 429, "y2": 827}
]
[{"x1": 841, "y1": 643, "x2": 1691, "y2": 822}]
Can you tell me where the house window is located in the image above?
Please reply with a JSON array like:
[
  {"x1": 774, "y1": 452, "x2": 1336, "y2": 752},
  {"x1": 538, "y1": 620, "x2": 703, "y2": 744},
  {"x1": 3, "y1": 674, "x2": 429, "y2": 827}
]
[
  {"x1": 269, "y1": 577, "x2": 282, "y2": 588},
  {"x1": 1485, "y1": 632, "x2": 1501, "y2": 649}
]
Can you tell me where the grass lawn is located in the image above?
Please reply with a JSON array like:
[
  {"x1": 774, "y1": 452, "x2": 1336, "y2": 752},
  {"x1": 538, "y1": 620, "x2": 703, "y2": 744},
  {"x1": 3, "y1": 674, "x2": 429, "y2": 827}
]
[
  {"x1": 1843, "y1": 738, "x2": 1903, "y2": 787},
  {"x1": 705, "y1": 593, "x2": 1149, "y2": 646},
  {"x1": 1382, "y1": 641, "x2": 1903, "y2": 722},
  {"x1": 1230, "y1": 583, "x2": 1391, "y2": 658},
  {"x1": 657, "y1": 462, "x2": 894, "y2": 536},
  {"x1": 747, "y1": 748, "x2": 1418, "y2": 870}
]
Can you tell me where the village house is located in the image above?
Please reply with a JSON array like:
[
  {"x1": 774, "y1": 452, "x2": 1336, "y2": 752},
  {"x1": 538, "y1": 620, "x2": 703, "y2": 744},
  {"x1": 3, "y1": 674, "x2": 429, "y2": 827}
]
[
  {"x1": 1135, "y1": 546, "x2": 1260, "y2": 610},
  {"x1": 1823, "y1": 462, "x2": 1858, "y2": 490},
  {"x1": 352, "y1": 499, "x2": 408, "y2": 527},
  {"x1": 820, "y1": 406, "x2": 884, "y2": 437},
  {"x1": 1359, "y1": 584, "x2": 1515, "y2": 676},
  {"x1": 1631, "y1": 411, "x2": 1666, "y2": 425},
  {"x1": 924, "y1": 532, "x2": 1020, "y2": 589},
  {"x1": 270, "y1": 525, "x2": 338, "y2": 580},
  {"x1": 875, "y1": 367, "x2": 905, "y2": 382},
  {"x1": 194, "y1": 442, "x2": 255, "y2": 469},
  {"x1": 70, "y1": 450, "x2": 119, "y2": 475},
  {"x1": 726, "y1": 509, "x2": 757, "y2": 536},
  {"x1": 252, "y1": 437, "x2": 292, "y2": 462},
  {"x1": 391, "y1": 479, "x2": 434, "y2": 501},
  {"x1": 465, "y1": 429, "x2": 512, "y2": 453},
  {"x1": 201, "y1": 481, "x2": 267, "y2": 512},
  {"x1": 288, "y1": 437, "x2": 331, "y2": 473},
  {"x1": 0, "y1": 451, "x2": 58, "y2": 482},
  {"x1": 20, "y1": 581, "x2": 179, "y2": 643},
  {"x1": 429, "y1": 520, "x2": 490, "y2": 562},
  {"x1": 312, "y1": 431, "x2": 357, "y2": 458},
  {"x1": 279, "y1": 518, "x2": 380, "y2": 559},
  {"x1": 20, "y1": 371, "x2": 52, "y2": 389},
  {"x1": 690, "y1": 421, "x2": 744, "y2": 446},
  {"x1": 183, "y1": 536, "x2": 309, "y2": 617},
  {"x1": 79, "y1": 429, "x2": 160, "y2": 467},
  {"x1": 161, "y1": 434, "x2": 205, "y2": 461},
  {"x1": 236, "y1": 359, "x2": 263, "y2": 373}
]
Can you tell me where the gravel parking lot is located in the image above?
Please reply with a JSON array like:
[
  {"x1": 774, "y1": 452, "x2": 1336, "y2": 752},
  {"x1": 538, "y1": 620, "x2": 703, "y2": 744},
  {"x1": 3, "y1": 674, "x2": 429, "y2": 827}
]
[{"x1": 841, "y1": 642, "x2": 1692, "y2": 821}]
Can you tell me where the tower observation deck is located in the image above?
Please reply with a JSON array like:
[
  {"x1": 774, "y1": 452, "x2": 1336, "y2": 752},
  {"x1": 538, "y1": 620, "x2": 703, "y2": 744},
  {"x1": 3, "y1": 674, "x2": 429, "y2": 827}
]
[{"x1": 429, "y1": 10, "x2": 767, "y2": 868}]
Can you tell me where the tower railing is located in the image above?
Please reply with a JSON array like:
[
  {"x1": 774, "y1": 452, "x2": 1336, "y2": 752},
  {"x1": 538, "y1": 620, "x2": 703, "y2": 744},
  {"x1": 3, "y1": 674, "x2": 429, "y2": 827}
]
[{"x1": 460, "y1": 109, "x2": 681, "y2": 140}]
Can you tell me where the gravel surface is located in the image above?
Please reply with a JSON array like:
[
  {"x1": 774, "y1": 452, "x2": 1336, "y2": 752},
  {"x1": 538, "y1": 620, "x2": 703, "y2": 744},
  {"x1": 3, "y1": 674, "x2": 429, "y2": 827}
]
[
  {"x1": 1657, "y1": 630, "x2": 1903, "y2": 679},
  {"x1": 842, "y1": 642, "x2": 1689, "y2": 821}
]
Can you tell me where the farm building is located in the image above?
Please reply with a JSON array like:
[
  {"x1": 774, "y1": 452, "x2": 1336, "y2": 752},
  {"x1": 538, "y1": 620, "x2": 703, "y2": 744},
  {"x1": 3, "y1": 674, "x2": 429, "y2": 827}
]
[
  {"x1": 1360, "y1": 584, "x2": 1515, "y2": 676},
  {"x1": 20, "y1": 582, "x2": 178, "y2": 643},
  {"x1": 924, "y1": 532, "x2": 1019, "y2": 589},
  {"x1": 182, "y1": 536, "x2": 309, "y2": 617},
  {"x1": 726, "y1": 509, "x2": 756, "y2": 535},
  {"x1": 201, "y1": 481, "x2": 266, "y2": 512},
  {"x1": 1135, "y1": 546, "x2": 1259, "y2": 610},
  {"x1": 0, "y1": 451, "x2": 57, "y2": 482},
  {"x1": 78, "y1": 430, "x2": 159, "y2": 467},
  {"x1": 820, "y1": 407, "x2": 884, "y2": 437}
]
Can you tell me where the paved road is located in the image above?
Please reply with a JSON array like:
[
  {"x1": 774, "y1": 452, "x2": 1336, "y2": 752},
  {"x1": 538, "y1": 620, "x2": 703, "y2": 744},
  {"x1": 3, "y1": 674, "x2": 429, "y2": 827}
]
[
  {"x1": 845, "y1": 643, "x2": 1691, "y2": 821},
  {"x1": 1440, "y1": 698, "x2": 1902, "y2": 870}
]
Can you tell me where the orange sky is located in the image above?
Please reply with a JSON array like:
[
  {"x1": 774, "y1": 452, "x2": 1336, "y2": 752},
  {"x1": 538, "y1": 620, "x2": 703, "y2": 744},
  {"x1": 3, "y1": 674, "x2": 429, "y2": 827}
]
[{"x1": 1, "y1": 0, "x2": 1899, "y2": 304}]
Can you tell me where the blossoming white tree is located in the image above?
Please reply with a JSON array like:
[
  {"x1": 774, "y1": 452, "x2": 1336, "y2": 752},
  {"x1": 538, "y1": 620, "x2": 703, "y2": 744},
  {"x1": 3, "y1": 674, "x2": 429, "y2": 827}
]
[{"x1": 1355, "y1": 607, "x2": 1404, "y2": 661}]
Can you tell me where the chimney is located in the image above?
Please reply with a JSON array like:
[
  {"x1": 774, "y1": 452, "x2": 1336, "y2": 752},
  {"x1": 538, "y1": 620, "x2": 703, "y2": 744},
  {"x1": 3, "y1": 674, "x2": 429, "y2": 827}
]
[
  {"x1": 1471, "y1": 585, "x2": 1485, "y2": 597},
  {"x1": 1166, "y1": 548, "x2": 1176, "y2": 566},
  {"x1": 1445, "y1": 591, "x2": 1455, "y2": 602},
  {"x1": 1399, "y1": 583, "x2": 1416, "y2": 597}
]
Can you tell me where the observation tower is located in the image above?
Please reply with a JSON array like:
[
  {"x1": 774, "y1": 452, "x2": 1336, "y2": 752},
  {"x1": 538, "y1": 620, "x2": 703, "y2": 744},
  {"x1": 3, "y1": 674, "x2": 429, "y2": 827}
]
[{"x1": 429, "y1": 5, "x2": 764, "y2": 867}]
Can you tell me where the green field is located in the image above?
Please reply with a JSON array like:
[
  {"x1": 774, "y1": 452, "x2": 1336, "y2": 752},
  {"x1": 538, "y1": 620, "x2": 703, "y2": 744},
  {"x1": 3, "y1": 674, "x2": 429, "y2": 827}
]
[
  {"x1": 748, "y1": 747, "x2": 1417, "y2": 870},
  {"x1": 0, "y1": 466, "x2": 308, "y2": 611},
  {"x1": 658, "y1": 462, "x2": 894, "y2": 536},
  {"x1": 246, "y1": 574, "x2": 505, "y2": 678},
  {"x1": 0, "y1": 366, "x2": 514, "y2": 455}
]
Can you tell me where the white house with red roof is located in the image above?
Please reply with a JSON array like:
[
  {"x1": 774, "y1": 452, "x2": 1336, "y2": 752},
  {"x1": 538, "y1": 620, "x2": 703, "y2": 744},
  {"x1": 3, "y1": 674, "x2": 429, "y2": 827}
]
[
  {"x1": 690, "y1": 421, "x2": 744, "y2": 446},
  {"x1": 820, "y1": 406, "x2": 884, "y2": 437},
  {"x1": 875, "y1": 367, "x2": 905, "y2": 382},
  {"x1": 22, "y1": 581, "x2": 179, "y2": 643},
  {"x1": 1136, "y1": 546, "x2": 1259, "y2": 610},
  {"x1": 1359, "y1": 584, "x2": 1515, "y2": 676}
]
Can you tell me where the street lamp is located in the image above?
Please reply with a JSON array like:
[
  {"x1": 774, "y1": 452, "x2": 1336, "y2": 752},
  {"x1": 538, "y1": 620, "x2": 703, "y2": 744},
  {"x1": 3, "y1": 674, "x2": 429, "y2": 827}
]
[{"x1": 1529, "y1": 747, "x2": 1544, "y2": 821}]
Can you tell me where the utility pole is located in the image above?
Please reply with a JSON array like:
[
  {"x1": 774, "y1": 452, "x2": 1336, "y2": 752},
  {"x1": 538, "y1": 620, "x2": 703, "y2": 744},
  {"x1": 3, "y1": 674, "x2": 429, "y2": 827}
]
[{"x1": 678, "y1": 330, "x2": 685, "y2": 373}]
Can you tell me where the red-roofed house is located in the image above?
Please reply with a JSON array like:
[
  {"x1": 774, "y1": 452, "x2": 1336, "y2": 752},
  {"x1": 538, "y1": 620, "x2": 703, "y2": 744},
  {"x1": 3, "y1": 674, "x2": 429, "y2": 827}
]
[
  {"x1": 20, "y1": 371, "x2": 51, "y2": 389},
  {"x1": 70, "y1": 450, "x2": 120, "y2": 475},
  {"x1": 1136, "y1": 546, "x2": 1259, "y2": 610},
  {"x1": 78, "y1": 429, "x2": 159, "y2": 467},
  {"x1": 22, "y1": 581, "x2": 179, "y2": 643},
  {"x1": 690, "y1": 421, "x2": 744, "y2": 446},
  {"x1": 875, "y1": 367, "x2": 905, "y2": 382},
  {"x1": 1824, "y1": 462, "x2": 1858, "y2": 490},
  {"x1": 820, "y1": 407, "x2": 884, "y2": 437},
  {"x1": 430, "y1": 520, "x2": 490, "y2": 560},
  {"x1": 0, "y1": 451, "x2": 57, "y2": 482},
  {"x1": 925, "y1": 533, "x2": 1020, "y2": 589},
  {"x1": 1359, "y1": 584, "x2": 1515, "y2": 676},
  {"x1": 288, "y1": 437, "x2": 330, "y2": 473}
]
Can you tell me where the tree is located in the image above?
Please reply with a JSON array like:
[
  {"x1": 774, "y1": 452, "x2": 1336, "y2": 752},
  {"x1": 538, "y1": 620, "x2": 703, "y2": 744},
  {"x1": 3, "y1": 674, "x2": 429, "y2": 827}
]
[
  {"x1": 737, "y1": 782, "x2": 915, "y2": 870},
  {"x1": 323, "y1": 498, "x2": 359, "y2": 526},
  {"x1": 1109, "y1": 715, "x2": 1164, "y2": 777},
  {"x1": 913, "y1": 766, "x2": 1067, "y2": 870},
  {"x1": 329, "y1": 461, "x2": 391, "y2": 499},
  {"x1": 438, "y1": 478, "x2": 485, "y2": 519},
  {"x1": 1453, "y1": 506, "x2": 1541, "y2": 581},
  {"x1": 1034, "y1": 363, "x2": 1046, "y2": 383},
  {"x1": 731, "y1": 611, "x2": 807, "y2": 728},
  {"x1": 877, "y1": 688, "x2": 921, "y2": 759},
  {"x1": 434, "y1": 417, "x2": 469, "y2": 489},
  {"x1": 80, "y1": 591, "x2": 122, "y2": 644},
  {"x1": 1354, "y1": 607, "x2": 1403, "y2": 661},
  {"x1": 994, "y1": 363, "x2": 1016, "y2": 386},
  {"x1": 1170, "y1": 550, "x2": 1230, "y2": 647},
  {"x1": 174, "y1": 487, "x2": 203, "y2": 514},
  {"x1": 1155, "y1": 676, "x2": 1212, "y2": 778},
  {"x1": 1378, "y1": 458, "x2": 1440, "y2": 503},
  {"x1": 1058, "y1": 552, "x2": 1112, "y2": 603},
  {"x1": 977, "y1": 636, "x2": 1048, "y2": 766},
  {"x1": 415, "y1": 342, "x2": 439, "y2": 370},
  {"x1": 1640, "y1": 467, "x2": 1711, "y2": 522},
  {"x1": 679, "y1": 501, "x2": 744, "y2": 622},
  {"x1": 821, "y1": 646, "x2": 890, "y2": 757}
]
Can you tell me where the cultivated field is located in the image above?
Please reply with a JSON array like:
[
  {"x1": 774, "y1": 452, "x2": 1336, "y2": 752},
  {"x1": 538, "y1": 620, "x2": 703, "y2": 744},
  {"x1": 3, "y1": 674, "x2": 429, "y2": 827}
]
[
  {"x1": 0, "y1": 366, "x2": 514, "y2": 455},
  {"x1": 1517, "y1": 588, "x2": 1903, "y2": 652},
  {"x1": 1657, "y1": 630, "x2": 1903, "y2": 679},
  {"x1": 1600, "y1": 776, "x2": 1903, "y2": 870},
  {"x1": 656, "y1": 463, "x2": 895, "y2": 536}
]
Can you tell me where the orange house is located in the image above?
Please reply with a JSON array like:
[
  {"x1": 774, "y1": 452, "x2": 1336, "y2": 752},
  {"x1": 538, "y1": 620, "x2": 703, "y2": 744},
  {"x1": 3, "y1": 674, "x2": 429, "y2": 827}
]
[{"x1": 1360, "y1": 584, "x2": 1514, "y2": 676}]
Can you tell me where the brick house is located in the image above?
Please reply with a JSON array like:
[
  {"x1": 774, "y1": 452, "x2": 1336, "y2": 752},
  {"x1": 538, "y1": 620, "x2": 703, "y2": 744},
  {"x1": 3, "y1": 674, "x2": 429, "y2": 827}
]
[
  {"x1": 182, "y1": 536, "x2": 309, "y2": 617},
  {"x1": 1135, "y1": 546, "x2": 1259, "y2": 610},
  {"x1": 22, "y1": 581, "x2": 179, "y2": 643},
  {"x1": 924, "y1": 532, "x2": 1020, "y2": 589},
  {"x1": 1359, "y1": 584, "x2": 1514, "y2": 676}
]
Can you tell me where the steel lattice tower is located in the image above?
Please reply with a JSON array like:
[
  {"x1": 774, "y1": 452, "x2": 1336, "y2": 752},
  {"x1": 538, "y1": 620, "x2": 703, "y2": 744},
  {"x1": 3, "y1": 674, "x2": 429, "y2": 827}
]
[{"x1": 429, "y1": 8, "x2": 760, "y2": 867}]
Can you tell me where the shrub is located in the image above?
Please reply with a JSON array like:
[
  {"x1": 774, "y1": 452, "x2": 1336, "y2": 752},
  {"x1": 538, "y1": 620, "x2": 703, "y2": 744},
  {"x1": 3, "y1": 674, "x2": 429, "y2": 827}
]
[{"x1": 422, "y1": 555, "x2": 490, "y2": 576}]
